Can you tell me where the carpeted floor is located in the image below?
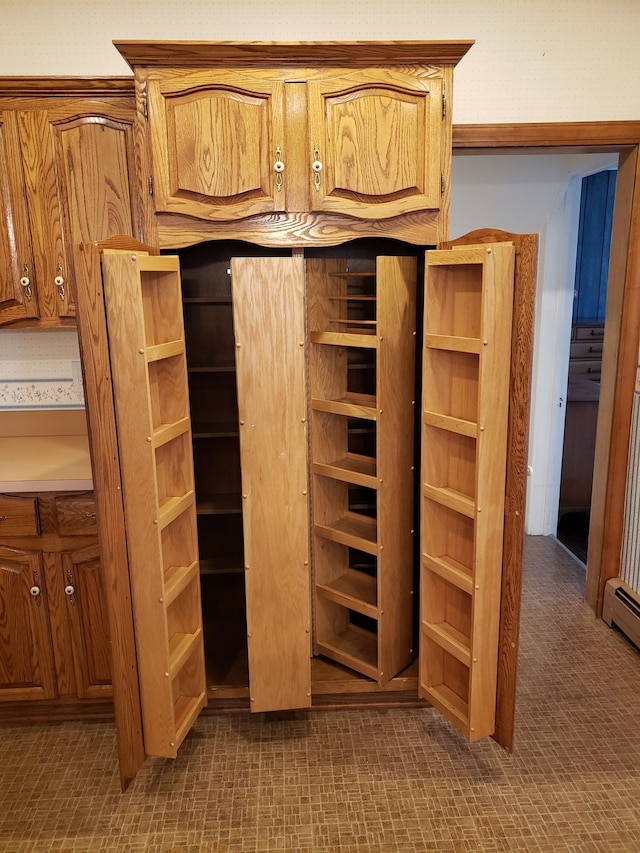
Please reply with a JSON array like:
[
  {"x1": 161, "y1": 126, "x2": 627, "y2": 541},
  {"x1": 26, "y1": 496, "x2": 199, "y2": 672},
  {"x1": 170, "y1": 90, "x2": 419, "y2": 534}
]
[{"x1": 1, "y1": 536, "x2": 639, "y2": 852}]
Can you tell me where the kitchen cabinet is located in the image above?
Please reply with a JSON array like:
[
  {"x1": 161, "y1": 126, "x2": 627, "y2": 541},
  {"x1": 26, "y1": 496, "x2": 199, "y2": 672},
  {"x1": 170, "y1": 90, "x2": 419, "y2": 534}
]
[
  {"x1": 0, "y1": 491, "x2": 111, "y2": 702},
  {"x1": 115, "y1": 40, "x2": 472, "y2": 248},
  {"x1": 0, "y1": 79, "x2": 139, "y2": 327}
]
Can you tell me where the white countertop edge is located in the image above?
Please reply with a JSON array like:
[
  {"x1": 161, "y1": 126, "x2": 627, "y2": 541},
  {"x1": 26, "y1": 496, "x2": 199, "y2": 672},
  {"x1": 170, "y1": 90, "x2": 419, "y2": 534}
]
[{"x1": 0, "y1": 478, "x2": 94, "y2": 493}]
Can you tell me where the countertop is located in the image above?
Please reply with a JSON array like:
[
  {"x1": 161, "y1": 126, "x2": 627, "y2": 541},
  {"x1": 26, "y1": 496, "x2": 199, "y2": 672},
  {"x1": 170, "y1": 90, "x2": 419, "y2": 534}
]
[{"x1": 0, "y1": 410, "x2": 93, "y2": 492}]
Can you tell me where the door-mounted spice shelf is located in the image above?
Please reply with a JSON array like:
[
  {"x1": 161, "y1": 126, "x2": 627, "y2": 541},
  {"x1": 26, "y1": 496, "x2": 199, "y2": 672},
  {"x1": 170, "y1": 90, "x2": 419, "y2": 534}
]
[
  {"x1": 101, "y1": 250, "x2": 207, "y2": 759},
  {"x1": 419, "y1": 244, "x2": 515, "y2": 741},
  {"x1": 307, "y1": 255, "x2": 416, "y2": 686}
]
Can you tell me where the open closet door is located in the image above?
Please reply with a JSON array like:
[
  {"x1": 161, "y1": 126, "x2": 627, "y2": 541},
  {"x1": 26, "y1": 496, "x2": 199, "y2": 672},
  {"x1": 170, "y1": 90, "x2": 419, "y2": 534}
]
[
  {"x1": 418, "y1": 241, "x2": 516, "y2": 742},
  {"x1": 231, "y1": 257, "x2": 312, "y2": 712},
  {"x1": 101, "y1": 249, "x2": 207, "y2": 756}
]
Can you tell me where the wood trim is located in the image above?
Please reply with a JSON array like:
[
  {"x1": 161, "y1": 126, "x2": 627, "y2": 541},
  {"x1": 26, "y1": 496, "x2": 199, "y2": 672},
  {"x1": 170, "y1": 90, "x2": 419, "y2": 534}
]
[
  {"x1": 452, "y1": 122, "x2": 640, "y2": 622},
  {"x1": 587, "y1": 147, "x2": 640, "y2": 612},
  {"x1": 453, "y1": 122, "x2": 640, "y2": 149},
  {"x1": 0, "y1": 78, "x2": 134, "y2": 97},
  {"x1": 114, "y1": 40, "x2": 474, "y2": 69}
]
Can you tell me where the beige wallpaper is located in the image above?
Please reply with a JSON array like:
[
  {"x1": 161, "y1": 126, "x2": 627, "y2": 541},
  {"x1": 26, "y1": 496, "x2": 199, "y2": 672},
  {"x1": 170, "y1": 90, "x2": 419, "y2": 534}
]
[{"x1": 1, "y1": 0, "x2": 639, "y2": 123}]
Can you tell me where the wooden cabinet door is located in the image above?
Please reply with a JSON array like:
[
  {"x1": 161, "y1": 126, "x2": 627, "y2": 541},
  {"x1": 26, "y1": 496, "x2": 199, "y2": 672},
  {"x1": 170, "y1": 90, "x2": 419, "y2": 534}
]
[
  {"x1": 419, "y1": 243, "x2": 515, "y2": 742},
  {"x1": 0, "y1": 547, "x2": 57, "y2": 701},
  {"x1": 307, "y1": 70, "x2": 443, "y2": 219},
  {"x1": 62, "y1": 544, "x2": 112, "y2": 699},
  {"x1": 0, "y1": 111, "x2": 39, "y2": 324},
  {"x1": 148, "y1": 71, "x2": 286, "y2": 221},
  {"x1": 16, "y1": 101, "x2": 138, "y2": 325},
  {"x1": 231, "y1": 257, "x2": 312, "y2": 712}
]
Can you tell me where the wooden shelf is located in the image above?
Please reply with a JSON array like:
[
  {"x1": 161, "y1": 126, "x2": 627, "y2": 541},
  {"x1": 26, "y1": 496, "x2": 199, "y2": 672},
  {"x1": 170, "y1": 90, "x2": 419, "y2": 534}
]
[
  {"x1": 199, "y1": 560, "x2": 244, "y2": 575},
  {"x1": 312, "y1": 453, "x2": 377, "y2": 489},
  {"x1": 316, "y1": 624, "x2": 378, "y2": 682},
  {"x1": 310, "y1": 330, "x2": 378, "y2": 347},
  {"x1": 422, "y1": 682, "x2": 469, "y2": 729},
  {"x1": 423, "y1": 334, "x2": 480, "y2": 354},
  {"x1": 153, "y1": 417, "x2": 191, "y2": 449},
  {"x1": 421, "y1": 553, "x2": 473, "y2": 595},
  {"x1": 316, "y1": 569, "x2": 377, "y2": 618},
  {"x1": 169, "y1": 627, "x2": 204, "y2": 678},
  {"x1": 311, "y1": 393, "x2": 377, "y2": 420},
  {"x1": 188, "y1": 363, "x2": 236, "y2": 373},
  {"x1": 146, "y1": 340, "x2": 185, "y2": 362},
  {"x1": 423, "y1": 411, "x2": 477, "y2": 438},
  {"x1": 421, "y1": 621, "x2": 470, "y2": 666},
  {"x1": 314, "y1": 512, "x2": 378, "y2": 555},
  {"x1": 422, "y1": 483, "x2": 475, "y2": 518},
  {"x1": 158, "y1": 491, "x2": 195, "y2": 530},
  {"x1": 164, "y1": 560, "x2": 199, "y2": 606},
  {"x1": 183, "y1": 297, "x2": 232, "y2": 305}
]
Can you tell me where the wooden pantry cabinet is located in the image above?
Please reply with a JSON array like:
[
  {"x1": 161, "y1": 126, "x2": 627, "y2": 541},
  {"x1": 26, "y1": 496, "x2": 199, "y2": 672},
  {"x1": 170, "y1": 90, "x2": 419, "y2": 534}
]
[
  {"x1": 67, "y1": 42, "x2": 536, "y2": 790},
  {"x1": 0, "y1": 79, "x2": 140, "y2": 327},
  {"x1": 0, "y1": 492, "x2": 111, "y2": 703}
]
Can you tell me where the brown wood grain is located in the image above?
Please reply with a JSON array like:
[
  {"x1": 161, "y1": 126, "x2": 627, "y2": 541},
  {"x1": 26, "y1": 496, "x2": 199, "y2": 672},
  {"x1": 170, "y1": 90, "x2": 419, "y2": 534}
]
[
  {"x1": 443, "y1": 230, "x2": 537, "y2": 752},
  {"x1": 453, "y1": 122, "x2": 640, "y2": 149},
  {"x1": 0, "y1": 79, "x2": 134, "y2": 97},
  {"x1": 72, "y1": 241, "x2": 146, "y2": 790},
  {"x1": 115, "y1": 40, "x2": 474, "y2": 69}
]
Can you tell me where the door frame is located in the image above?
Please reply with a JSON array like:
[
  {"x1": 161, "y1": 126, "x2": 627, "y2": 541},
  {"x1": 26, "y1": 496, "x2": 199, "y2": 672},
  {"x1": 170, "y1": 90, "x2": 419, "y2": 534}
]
[{"x1": 453, "y1": 121, "x2": 640, "y2": 617}]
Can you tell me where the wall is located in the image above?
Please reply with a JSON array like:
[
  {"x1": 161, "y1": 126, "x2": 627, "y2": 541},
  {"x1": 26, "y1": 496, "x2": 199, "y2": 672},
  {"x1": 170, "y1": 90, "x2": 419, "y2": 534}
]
[
  {"x1": 451, "y1": 152, "x2": 618, "y2": 535},
  {"x1": 1, "y1": 0, "x2": 639, "y2": 123}
]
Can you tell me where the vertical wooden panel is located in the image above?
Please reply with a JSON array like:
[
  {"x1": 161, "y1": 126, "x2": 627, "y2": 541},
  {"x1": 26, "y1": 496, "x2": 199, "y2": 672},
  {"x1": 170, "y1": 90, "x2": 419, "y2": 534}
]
[{"x1": 232, "y1": 256, "x2": 312, "y2": 713}]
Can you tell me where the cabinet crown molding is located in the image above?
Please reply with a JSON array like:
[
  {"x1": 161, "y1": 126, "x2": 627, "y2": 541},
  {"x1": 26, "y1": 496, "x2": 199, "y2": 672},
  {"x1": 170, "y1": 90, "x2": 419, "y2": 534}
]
[
  {"x1": 113, "y1": 40, "x2": 474, "y2": 69},
  {"x1": 0, "y1": 77, "x2": 134, "y2": 97}
]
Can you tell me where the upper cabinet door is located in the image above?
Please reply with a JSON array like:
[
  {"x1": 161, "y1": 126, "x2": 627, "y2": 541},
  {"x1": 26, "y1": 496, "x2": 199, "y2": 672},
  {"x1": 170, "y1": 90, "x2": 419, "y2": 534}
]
[
  {"x1": 0, "y1": 112, "x2": 39, "y2": 323},
  {"x1": 148, "y1": 72, "x2": 287, "y2": 221},
  {"x1": 307, "y1": 70, "x2": 443, "y2": 219}
]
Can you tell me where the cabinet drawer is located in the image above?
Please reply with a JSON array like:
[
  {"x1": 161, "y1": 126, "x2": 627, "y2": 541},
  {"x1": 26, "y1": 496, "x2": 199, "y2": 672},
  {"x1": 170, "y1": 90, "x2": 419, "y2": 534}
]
[
  {"x1": 569, "y1": 360, "x2": 602, "y2": 379},
  {"x1": 570, "y1": 341, "x2": 604, "y2": 360},
  {"x1": 573, "y1": 324, "x2": 604, "y2": 341},
  {"x1": 54, "y1": 494, "x2": 98, "y2": 535},
  {"x1": 0, "y1": 495, "x2": 39, "y2": 537}
]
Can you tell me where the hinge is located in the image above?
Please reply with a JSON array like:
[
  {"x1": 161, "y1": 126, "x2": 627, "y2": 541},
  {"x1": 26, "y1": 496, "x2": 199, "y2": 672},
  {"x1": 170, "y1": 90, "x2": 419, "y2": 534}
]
[
  {"x1": 148, "y1": 175, "x2": 154, "y2": 196},
  {"x1": 141, "y1": 91, "x2": 148, "y2": 121},
  {"x1": 441, "y1": 174, "x2": 445, "y2": 195},
  {"x1": 442, "y1": 79, "x2": 446, "y2": 120}
]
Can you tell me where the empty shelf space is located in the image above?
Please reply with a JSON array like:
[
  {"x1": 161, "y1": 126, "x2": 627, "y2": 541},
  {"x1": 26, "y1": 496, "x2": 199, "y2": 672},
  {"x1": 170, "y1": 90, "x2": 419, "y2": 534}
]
[
  {"x1": 313, "y1": 453, "x2": 377, "y2": 489},
  {"x1": 188, "y1": 363, "x2": 236, "y2": 374},
  {"x1": 310, "y1": 330, "x2": 378, "y2": 348},
  {"x1": 422, "y1": 553, "x2": 473, "y2": 595},
  {"x1": 420, "y1": 641, "x2": 470, "y2": 730},
  {"x1": 158, "y1": 491, "x2": 195, "y2": 530},
  {"x1": 173, "y1": 691, "x2": 207, "y2": 750},
  {"x1": 199, "y1": 560, "x2": 244, "y2": 575},
  {"x1": 153, "y1": 417, "x2": 191, "y2": 449},
  {"x1": 182, "y1": 297, "x2": 232, "y2": 305},
  {"x1": 164, "y1": 560, "x2": 199, "y2": 606},
  {"x1": 424, "y1": 334, "x2": 481, "y2": 354},
  {"x1": 329, "y1": 271, "x2": 376, "y2": 279},
  {"x1": 422, "y1": 483, "x2": 475, "y2": 518},
  {"x1": 192, "y1": 422, "x2": 239, "y2": 438},
  {"x1": 329, "y1": 295, "x2": 377, "y2": 301},
  {"x1": 168, "y1": 627, "x2": 204, "y2": 679},
  {"x1": 311, "y1": 393, "x2": 377, "y2": 420},
  {"x1": 421, "y1": 622, "x2": 471, "y2": 666},
  {"x1": 316, "y1": 569, "x2": 377, "y2": 617},
  {"x1": 196, "y1": 494, "x2": 243, "y2": 515},
  {"x1": 315, "y1": 512, "x2": 378, "y2": 555},
  {"x1": 146, "y1": 340, "x2": 185, "y2": 362},
  {"x1": 423, "y1": 411, "x2": 477, "y2": 438}
]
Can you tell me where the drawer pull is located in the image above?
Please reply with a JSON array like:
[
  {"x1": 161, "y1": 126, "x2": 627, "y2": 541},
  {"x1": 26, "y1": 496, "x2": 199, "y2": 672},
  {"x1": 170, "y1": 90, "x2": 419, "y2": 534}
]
[
  {"x1": 85, "y1": 511, "x2": 97, "y2": 519},
  {"x1": 0, "y1": 515, "x2": 7, "y2": 521},
  {"x1": 64, "y1": 584, "x2": 75, "y2": 597},
  {"x1": 30, "y1": 585, "x2": 41, "y2": 597}
]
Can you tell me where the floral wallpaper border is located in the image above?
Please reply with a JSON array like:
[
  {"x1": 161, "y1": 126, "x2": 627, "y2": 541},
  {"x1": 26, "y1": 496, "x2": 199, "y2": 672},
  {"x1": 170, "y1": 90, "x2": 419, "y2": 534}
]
[{"x1": 0, "y1": 379, "x2": 85, "y2": 410}]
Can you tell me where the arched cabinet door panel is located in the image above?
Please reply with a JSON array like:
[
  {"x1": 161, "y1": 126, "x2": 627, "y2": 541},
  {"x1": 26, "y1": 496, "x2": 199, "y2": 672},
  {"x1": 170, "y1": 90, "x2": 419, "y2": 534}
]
[
  {"x1": 148, "y1": 71, "x2": 286, "y2": 221},
  {"x1": 307, "y1": 69, "x2": 443, "y2": 219}
]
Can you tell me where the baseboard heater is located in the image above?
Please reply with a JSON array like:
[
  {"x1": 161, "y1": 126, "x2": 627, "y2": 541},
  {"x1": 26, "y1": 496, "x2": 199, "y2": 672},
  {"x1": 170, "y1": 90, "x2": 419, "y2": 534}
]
[{"x1": 602, "y1": 578, "x2": 640, "y2": 650}]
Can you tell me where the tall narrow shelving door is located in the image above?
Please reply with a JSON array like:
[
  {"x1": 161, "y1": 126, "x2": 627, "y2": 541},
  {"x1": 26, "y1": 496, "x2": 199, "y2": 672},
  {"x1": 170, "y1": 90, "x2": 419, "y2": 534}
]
[
  {"x1": 101, "y1": 250, "x2": 206, "y2": 758},
  {"x1": 308, "y1": 255, "x2": 416, "y2": 685},
  {"x1": 231, "y1": 256, "x2": 312, "y2": 713},
  {"x1": 419, "y1": 243, "x2": 515, "y2": 741}
]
